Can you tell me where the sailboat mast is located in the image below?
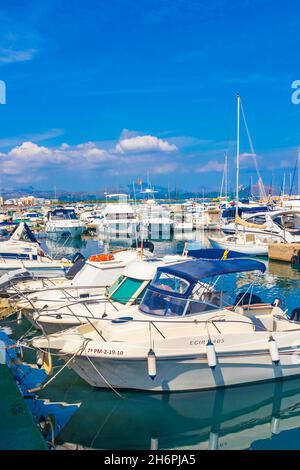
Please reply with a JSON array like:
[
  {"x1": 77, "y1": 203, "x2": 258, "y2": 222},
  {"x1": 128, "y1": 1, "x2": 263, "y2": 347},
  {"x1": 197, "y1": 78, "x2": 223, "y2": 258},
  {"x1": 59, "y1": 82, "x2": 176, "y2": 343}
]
[
  {"x1": 298, "y1": 149, "x2": 300, "y2": 197},
  {"x1": 225, "y1": 152, "x2": 228, "y2": 201},
  {"x1": 236, "y1": 94, "x2": 241, "y2": 220}
]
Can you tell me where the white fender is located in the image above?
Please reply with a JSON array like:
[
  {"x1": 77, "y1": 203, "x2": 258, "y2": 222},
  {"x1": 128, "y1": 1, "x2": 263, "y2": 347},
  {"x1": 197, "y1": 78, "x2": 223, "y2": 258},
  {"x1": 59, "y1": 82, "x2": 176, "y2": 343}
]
[
  {"x1": 147, "y1": 349, "x2": 157, "y2": 380},
  {"x1": 36, "y1": 349, "x2": 44, "y2": 368},
  {"x1": 268, "y1": 336, "x2": 280, "y2": 364},
  {"x1": 206, "y1": 339, "x2": 217, "y2": 368}
]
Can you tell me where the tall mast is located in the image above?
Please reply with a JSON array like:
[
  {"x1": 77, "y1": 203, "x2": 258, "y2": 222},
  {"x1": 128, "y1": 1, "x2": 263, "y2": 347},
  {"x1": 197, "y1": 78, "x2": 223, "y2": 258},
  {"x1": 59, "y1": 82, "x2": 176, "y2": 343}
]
[
  {"x1": 224, "y1": 152, "x2": 228, "y2": 201},
  {"x1": 236, "y1": 94, "x2": 241, "y2": 220},
  {"x1": 298, "y1": 149, "x2": 300, "y2": 197}
]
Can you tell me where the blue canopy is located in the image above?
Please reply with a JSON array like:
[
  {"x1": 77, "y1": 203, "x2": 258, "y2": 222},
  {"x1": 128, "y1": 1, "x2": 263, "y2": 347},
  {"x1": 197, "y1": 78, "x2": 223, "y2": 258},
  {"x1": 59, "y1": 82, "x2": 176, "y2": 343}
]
[
  {"x1": 157, "y1": 258, "x2": 266, "y2": 284},
  {"x1": 188, "y1": 248, "x2": 250, "y2": 260}
]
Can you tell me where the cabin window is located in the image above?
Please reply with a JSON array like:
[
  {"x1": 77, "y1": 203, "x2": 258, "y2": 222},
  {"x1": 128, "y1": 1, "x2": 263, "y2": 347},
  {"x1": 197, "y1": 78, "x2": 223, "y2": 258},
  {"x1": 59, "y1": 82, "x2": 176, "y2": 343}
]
[
  {"x1": 151, "y1": 272, "x2": 190, "y2": 295},
  {"x1": 140, "y1": 290, "x2": 187, "y2": 316},
  {"x1": 140, "y1": 290, "x2": 219, "y2": 317},
  {"x1": 110, "y1": 277, "x2": 145, "y2": 304}
]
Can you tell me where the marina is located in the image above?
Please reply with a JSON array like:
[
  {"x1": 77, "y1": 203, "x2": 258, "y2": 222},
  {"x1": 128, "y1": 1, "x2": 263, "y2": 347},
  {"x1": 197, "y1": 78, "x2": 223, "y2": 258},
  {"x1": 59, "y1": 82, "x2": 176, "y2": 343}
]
[
  {"x1": 1, "y1": 0, "x2": 300, "y2": 457},
  {"x1": 3, "y1": 218, "x2": 300, "y2": 449}
]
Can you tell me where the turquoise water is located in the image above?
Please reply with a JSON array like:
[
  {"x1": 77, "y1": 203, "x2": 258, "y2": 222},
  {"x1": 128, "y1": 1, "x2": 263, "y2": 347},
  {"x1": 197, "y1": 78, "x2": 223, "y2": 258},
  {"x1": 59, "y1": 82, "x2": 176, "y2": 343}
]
[{"x1": 6, "y1": 233, "x2": 300, "y2": 450}]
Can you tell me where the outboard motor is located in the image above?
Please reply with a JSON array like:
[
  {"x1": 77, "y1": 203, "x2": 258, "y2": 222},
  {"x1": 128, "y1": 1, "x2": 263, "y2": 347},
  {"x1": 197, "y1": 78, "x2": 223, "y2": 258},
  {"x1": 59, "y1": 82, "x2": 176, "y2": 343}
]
[
  {"x1": 234, "y1": 292, "x2": 263, "y2": 306},
  {"x1": 131, "y1": 240, "x2": 155, "y2": 253}
]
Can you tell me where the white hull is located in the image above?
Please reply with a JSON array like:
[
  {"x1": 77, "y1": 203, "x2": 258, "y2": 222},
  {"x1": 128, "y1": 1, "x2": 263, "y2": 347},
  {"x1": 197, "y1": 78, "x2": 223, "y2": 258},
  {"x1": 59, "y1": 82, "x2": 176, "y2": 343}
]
[
  {"x1": 0, "y1": 263, "x2": 66, "y2": 277},
  {"x1": 67, "y1": 349, "x2": 300, "y2": 392},
  {"x1": 46, "y1": 225, "x2": 85, "y2": 239},
  {"x1": 209, "y1": 237, "x2": 268, "y2": 256}
]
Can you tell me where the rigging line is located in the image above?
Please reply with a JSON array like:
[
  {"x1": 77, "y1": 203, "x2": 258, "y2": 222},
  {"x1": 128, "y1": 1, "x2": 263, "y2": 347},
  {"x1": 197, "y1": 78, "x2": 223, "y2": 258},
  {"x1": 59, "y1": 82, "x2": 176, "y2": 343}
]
[
  {"x1": 85, "y1": 354, "x2": 124, "y2": 399},
  {"x1": 240, "y1": 99, "x2": 267, "y2": 200},
  {"x1": 27, "y1": 341, "x2": 89, "y2": 393}
]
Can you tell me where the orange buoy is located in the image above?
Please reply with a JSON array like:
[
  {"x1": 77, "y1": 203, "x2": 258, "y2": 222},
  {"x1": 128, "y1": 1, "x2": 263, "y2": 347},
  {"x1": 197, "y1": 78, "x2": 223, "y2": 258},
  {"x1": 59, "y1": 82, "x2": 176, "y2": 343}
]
[{"x1": 89, "y1": 253, "x2": 114, "y2": 262}]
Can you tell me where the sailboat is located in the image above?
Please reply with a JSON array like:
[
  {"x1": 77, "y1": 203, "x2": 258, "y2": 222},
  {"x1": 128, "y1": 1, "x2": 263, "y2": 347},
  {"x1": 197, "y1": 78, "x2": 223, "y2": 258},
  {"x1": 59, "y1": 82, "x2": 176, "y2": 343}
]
[{"x1": 208, "y1": 95, "x2": 269, "y2": 256}]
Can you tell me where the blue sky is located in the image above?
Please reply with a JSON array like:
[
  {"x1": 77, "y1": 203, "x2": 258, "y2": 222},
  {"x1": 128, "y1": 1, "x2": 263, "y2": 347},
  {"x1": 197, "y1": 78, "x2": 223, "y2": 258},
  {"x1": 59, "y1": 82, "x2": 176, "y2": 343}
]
[{"x1": 0, "y1": 0, "x2": 300, "y2": 192}]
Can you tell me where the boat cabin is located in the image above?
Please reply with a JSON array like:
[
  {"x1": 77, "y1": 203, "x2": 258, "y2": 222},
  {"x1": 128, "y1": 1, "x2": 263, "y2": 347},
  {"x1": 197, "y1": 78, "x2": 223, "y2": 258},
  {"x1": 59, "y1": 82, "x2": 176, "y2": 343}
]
[{"x1": 139, "y1": 259, "x2": 266, "y2": 318}]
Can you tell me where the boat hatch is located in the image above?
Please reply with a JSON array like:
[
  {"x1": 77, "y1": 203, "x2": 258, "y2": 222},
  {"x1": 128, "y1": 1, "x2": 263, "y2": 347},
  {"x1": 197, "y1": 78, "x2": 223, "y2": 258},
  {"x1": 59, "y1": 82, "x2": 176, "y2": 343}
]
[{"x1": 109, "y1": 276, "x2": 146, "y2": 305}]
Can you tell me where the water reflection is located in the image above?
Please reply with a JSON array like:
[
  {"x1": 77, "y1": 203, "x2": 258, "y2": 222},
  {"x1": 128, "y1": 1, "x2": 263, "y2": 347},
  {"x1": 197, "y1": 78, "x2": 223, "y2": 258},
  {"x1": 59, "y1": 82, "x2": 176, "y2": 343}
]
[{"x1": 36, "y1": 373, "x2": 300, "y2": 450}]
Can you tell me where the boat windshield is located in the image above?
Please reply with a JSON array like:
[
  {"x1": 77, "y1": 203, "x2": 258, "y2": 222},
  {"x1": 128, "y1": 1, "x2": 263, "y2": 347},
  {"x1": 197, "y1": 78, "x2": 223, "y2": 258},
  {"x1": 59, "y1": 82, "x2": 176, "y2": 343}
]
[
  {"x1": 140, "y1": 289, "x2": 219, "y2": 317},
  {"x1": 110, "y1": 277, "x2": 145, "y2": 305},
  {"x1": 50, "y1": 210, "x2": 77, "y2": 220},
  {"x1": 151, "y1": 271, "x2": 190, "y2": 295}
]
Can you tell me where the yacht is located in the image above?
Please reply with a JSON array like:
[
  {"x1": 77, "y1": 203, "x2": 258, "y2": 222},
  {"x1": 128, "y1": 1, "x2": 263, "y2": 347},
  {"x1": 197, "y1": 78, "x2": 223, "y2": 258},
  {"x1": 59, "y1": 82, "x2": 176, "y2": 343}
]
[
  {"x1": 96, "y1": 194, "x2": 138, "y2": 237},
  {"x1": 172, "y1": 204, "x2": 193, "y2": 232},
  {"x1": 0, "y1": 222, "x2": 71, "y2": 277},
  {"x1": 45, "y1": 208, "x2": 86, "y2": 239}
]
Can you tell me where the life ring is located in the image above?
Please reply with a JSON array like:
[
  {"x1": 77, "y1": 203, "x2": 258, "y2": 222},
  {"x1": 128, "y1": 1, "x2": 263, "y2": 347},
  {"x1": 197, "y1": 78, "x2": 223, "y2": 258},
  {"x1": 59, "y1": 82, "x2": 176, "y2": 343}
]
[{"x1": 89, "y1": 254, "x2": 114, "y2": 262}]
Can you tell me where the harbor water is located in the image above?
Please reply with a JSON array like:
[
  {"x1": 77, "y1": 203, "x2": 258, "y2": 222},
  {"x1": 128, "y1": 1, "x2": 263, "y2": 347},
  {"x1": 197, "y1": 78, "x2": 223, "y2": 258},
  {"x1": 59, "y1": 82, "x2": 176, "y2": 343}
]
[{"x1": 3, "y1": 231, "x2": 300, "y2": 450}]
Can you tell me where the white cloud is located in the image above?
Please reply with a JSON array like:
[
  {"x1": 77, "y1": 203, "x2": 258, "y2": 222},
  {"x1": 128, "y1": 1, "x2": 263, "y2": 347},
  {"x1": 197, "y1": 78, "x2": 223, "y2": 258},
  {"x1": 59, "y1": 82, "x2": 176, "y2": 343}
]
[
  {"x1": 0, "y1": 47, "x2": 37, "y2": 64},
  {"x1": 240, "y1": 152, "x2": 256, "y2": 161},
  {"x1": 196, "y1": 160, "x2": 225, "y2": 173},
  {"x1": 9, "y1": 141, "x2": 51, "y2": 159},
  {"x1": 115, "y1": 135, "x2": 177, "y2": 153}
]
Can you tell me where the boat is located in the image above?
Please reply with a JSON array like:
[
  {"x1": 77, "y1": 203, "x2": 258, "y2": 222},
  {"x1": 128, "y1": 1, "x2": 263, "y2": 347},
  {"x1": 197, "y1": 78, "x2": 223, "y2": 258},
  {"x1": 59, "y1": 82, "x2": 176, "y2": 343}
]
[
  {"x1": 0, "y1": 222, "x2": 71, "y2": 277},
  {"x1": 208, "y1": 233, "x2": 269, "y2": 256},
  {"x1": 23, "y1": 255, "x2": 199, "y2": 334},
  {"x1": 45, "y1": 208, "x2": 86, "y2": 239},
  {"x1": 30, "y1": 256, "x2": 300, "y2": 392},
  {"x1": 96, "y1": 194, "x2": 138, "y2": 237},
  {"x1": 209, "y1": 95, "x2": 270, "y2": 256},
  {"x1": 221, "y1": 209, "x2": 300, "y2": 242},
  {"x1": 8, "y1": 248, "x2": 155, "y2": 314}
]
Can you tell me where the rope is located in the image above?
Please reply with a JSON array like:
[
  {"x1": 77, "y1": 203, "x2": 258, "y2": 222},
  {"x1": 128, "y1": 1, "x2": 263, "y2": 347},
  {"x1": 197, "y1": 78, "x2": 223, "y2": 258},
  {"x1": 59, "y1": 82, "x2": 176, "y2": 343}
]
[
  {"x1": 27, "y1": 340, "x2": 89, "y2": 393},
  {"x1": 85, "y1": 354, "x2": 124, "y2": 399}
]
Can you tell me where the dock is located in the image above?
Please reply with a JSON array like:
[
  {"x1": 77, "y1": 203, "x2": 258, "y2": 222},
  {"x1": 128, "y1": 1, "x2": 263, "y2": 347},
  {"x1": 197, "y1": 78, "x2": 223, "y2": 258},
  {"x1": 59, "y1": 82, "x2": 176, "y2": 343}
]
[
  {"x1": 0, "y1": 364, "x2": 48, "y2": 450},
  {"x1": 268, "y1": 243, "x2": 300, "y2": 263}
]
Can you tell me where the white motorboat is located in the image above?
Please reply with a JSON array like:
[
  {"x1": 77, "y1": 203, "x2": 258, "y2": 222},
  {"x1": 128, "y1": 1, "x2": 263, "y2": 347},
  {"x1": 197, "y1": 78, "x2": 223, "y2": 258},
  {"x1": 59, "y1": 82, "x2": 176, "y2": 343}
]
[
  {"x1": 9, "y1": 248, "x2": 154, "y2": 313},
  {"x1": 45, "y1": 208, "x2": 86, "y2": 239},
  {"x1": 96, "y1": 194, "x2": 138, "y2": 237},
  {"x1": 0, "y1": 222, "x2": 71, "y2": 277},
  {"x1": 26, "y1": 255, "x2": 192, "y2": 334},
  {"x1": 30, "y1": 257, "x2": 300, "y2": 392}
]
